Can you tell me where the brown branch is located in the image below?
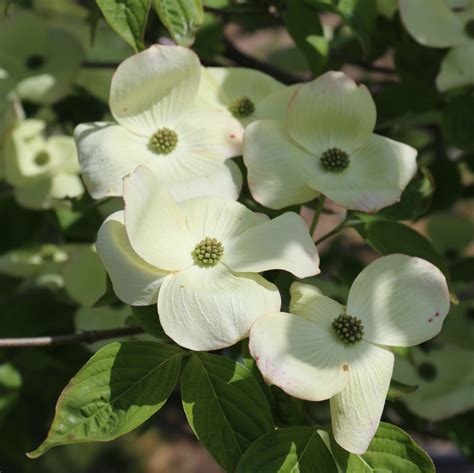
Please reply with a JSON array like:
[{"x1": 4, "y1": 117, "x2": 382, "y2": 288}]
[
  {"x1": 0, "y1": 326, "x2": 144, "y2": 348},
  {"x1": 223, "y1": 39, "x2": 302, "y2": 85}
]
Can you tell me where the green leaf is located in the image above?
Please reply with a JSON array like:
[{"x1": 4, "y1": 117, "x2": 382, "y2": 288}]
[
  {"x1": 131, "y1": 305, "x2": 170, "y2": 340},
  {"x1": 181, "y1": 352, "x2": 274, "y2": 472},
  {"x1": 96, "y1": 0, "x2": 150, "y2": 51},
  {"x1": 236, "y1": 427, "x2": 338, "y2": 473},
  {"x1": 379, "y1": 168, "x2": 434, "y2": 221},
  {"x1": 387, "y1": 380, "x2": 418, "y2": 401},
  {"x1": 28, "y1": 341, "x2": 183, "y2": 458},
  {"x1": 353, "y1": 218, "x2": 448, "y2": 276},
  {"x1": 153, "y1": 0, "x2": 204, "y2": 46},
  {"x1": 280, "y1": 0, "x2": 329, "y2": 75},
  {"x1": 429, "y1": 158, "x2": 462, "y2": 212},
  {"x1": 427, "y1": 213, "x2": 474, "y2": 257},
  {"x1": 322, "y1": 422, "x2": 434, "y2": 472},
  {"x1": 346, "y1": 422, "x2": 435, "y2": 472},
  {"x1": 450, "y1": 257, "x2": 474, "y2": 282},
  {"x1": 442, "y1": 91, "x2": 474, "y2": 151},
  {"x1": 307, "y1": 0, "x2": 377, "y2": 51},
  {"x1": 0, "y1": 363, "x2": 22, "y2": 425}
]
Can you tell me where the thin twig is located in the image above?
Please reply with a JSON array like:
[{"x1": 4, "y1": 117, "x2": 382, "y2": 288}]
[
  {"x1": 310, "y1": 195, "x2": 326, "y2": 236},
  {"x1": 223, "y1": 39, "x2": 302, "y2": 85},
  {"x1": 0, "y1": 326, "x2": 144, "y2": 348},
  {"x1": 354, "y1": 61, "x2": 396, "y2": 75}
]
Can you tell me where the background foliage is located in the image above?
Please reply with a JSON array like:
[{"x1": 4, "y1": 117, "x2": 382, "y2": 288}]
[{"x1": 0, "y1": 0, "x2": 473, "y2": 472}]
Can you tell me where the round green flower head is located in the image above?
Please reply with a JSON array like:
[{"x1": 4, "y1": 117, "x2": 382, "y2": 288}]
[
  {"x1": 34, "y1": 151, "x2": 50, "y2": 166},
  {"x1": 149, "y1": 128, "x2": 178, "y2": 155},
  {"x1": 465, "y1": 19, "x2": 474, "y2": 39},
  {"x1": 321, "y1": 147, "x2": 350, "y2": 172},
  {"x1": 332, "y1": 313, "x2": 364, "y2": 344},
  {"x1": 417, "y1": 362, "x2": 437, "y2": 381},
  {"x1": 25, "y1": 54, "x2": 46, "y2": 70},
  {"x1": 228, "y1": 96, "x2": 255, "y2": 118},
  {"x1": 192, "y1": 237, "x2": 224, "y2": 267}
]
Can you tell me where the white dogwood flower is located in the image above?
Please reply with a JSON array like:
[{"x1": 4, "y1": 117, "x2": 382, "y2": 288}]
[
  {"x1": 0, "y1": 9, "x2": 83, "y2": 104},
  {"x1": 198, "y1": 67, "x2": 299, "y2": 125},
  {"x1": 243, "y1": 71, "x2": 417, "y2": 212},
  {"x1": 96, "y1": 166, "x2": 320, "y2": 351},
  {"x1": 3, "y1": 119, "x2": 84, "y2": 210},
  {"x1": 0, "y1": 243, "x2": 106, "y2": 306},
  {"x1": 393, "y1": 346, "x2": 474, "y2": 422},
  {"x1": 399, "y1": 0, "x2": 474, "y2": 91},
  {"x1": 249, "y1": 254, "x2": 450, "y2": 454},
  {"x1": 75, "y1": 45, "x2": 244, "y2": 202}
]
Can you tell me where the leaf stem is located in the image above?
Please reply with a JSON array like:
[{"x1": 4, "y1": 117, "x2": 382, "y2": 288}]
[
  {"x1": 0, "y1": 326, "x2": 144, "y2": 348},
  {"x1": 314, "y1": 218, "x2": 359, "y2": 245},
  {"x1": 310, "y1": 195, "x2": 326, "y2": 236}
]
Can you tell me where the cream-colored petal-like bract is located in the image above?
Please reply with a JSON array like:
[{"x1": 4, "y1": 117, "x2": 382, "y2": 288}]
[
  {"x1": 287, "y1": 72, "x2": 376, "y2": 156},
  {"x1": 330, "y1": 342, "x2": 394, "y2": 454},
  {"x1": 289, "y1": 282, "x2": 345, "y2": 331},
  {"x1": 123, "y1": 166, "x2": 193, "y2": 271},
  {"x1": 3, "y1": 119, "x2": 50, "y2": 185},
  {"x1": 198, "y1": 66, "x2": 284, "y2": 111},
  {"x1": 436, "y1": 41, "x2": 474, "y2": 91},
  {"x1": 308, "y1": 134, "x2": 417, "y2": 213},
  {"x1": 14, "y1": 178, "x2": 52, "y2": 210},
  {"x1": 46, "y1": 135, "x2": 80, "y2": 174},
  {"x1": 158, "y1": 264, "x2": 281, "y2": 350},
  {"x1": 96, "y1": 211, "x2": 167, "y2": 305},
  {"x1": 109, "y1": 45, "x2": 201, "y2": 135},
  {"x1": 399, "y1": 0, "x2": 465, "y2": 48},
  {"x1": 161, "y1": 160, "x2": 243, "y2": 202},
  {"x1": 50, "y1": 173, "x2": 84, "y2": 200},
  {"x1": 225, "y1": 213, "x2": 320, "y2": 278},
  {"x1": 179, "y1": 195, "x2": 265, "y2": 247},
  {"x1": 75, "y1": 122, "x2": 242, "y2": 201},
  {"x1": 249, "y1": 311, "x2": 349, "y2": 401},
  {"x1": 347, "y1": 254, "x2": 450, "y2": 347},
  {"x1": 75, "y1": 122, "x2": 150, "y2": 199},
  {"x1": 254, "y1": 84, "x2": 300, "y2": 122},
  {"x1": 393, "y1": 347, "x2": 474, "y2": 422},
  {"x1": 175, "y1": 105, "x2": 243, "y2": 160},
  {"x1": 243, "y1": 120, "x2": 318, "y2": 209}
]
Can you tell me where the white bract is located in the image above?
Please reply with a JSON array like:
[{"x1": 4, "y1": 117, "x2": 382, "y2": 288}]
[
  {"x1": 0, "y1": 244, "x2": 106, "y2": 306},
  {"x1": 399, "y1": 0, "x2": 474, "y2": 91},
  {"x1": 198, "y1": 67, "x2": 299, "y2": 125},
  {"x1": 393, "y1": 347, "x2": 474, "y2": 421},
  {"x1": 3, "y1": 119, "x2": 84, "y2": 210},
  {"x1": 243, "y1": 71, "x2": 417, "y2": 212},
  {"x1": 0, "y1": 9, "x2": 83, "y2": 104},
  {"x1": 249, "y1": 254, "x2": 450, "y2": 453},
  {"x1": 96, "y1": 166, "x2": 320, "y2": 351},
  {"x1": 75, "y1": 45, "x2": 244, "y2": 202}
]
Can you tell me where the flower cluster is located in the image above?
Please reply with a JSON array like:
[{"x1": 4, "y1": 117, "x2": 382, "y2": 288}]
[
  {"x1": 68, "y1": 44, "x2": 451, "y2": 454},
  {"x1": 2, "y1": 118, "x2": 84, "y2": 210},
  {"x1": 400, "y1": 0, "x2": 474, "y2": 91}
]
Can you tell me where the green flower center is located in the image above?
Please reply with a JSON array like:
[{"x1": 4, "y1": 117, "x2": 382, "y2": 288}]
[
  {"x1": 417, "y1": 362, "x2": 437, "y2": 381},
  {"x1": 332, "y1": 314, "x2": 364, "y2": 344},
  {"x1": 25, "y1": 54, "x2": 46, "y2": 70},
  {"x1": 192, "y1": 237, "x2": 224, "y2": 267},
  {"x1": 465, "y1": 19, "x2": 474, "y2": 38},
  {"x1": 320, "y1": 148, "x2": 350, "y2": 172},
  {"x1": 228, "y1": 96, "x2": 255, "y2": 118},
  {"x1": 149, "y1": 128, "x2": 178, "y2": 155},
  {"x1": 34, "y1": 151, "x2": 50, "y2": 166}
]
